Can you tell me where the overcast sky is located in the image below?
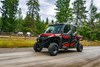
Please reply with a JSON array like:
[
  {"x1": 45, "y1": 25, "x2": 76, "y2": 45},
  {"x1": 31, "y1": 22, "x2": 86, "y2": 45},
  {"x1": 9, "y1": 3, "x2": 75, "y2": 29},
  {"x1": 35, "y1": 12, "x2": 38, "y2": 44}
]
[{"x1": 0, "y1": 0, "x2": 100, "y2": 21}]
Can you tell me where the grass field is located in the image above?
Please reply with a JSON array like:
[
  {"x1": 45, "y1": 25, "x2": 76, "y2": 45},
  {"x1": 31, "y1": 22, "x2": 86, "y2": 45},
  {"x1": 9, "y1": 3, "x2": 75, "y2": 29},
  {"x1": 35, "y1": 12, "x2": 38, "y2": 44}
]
[
  {"x1": 0, "y1": 37, "x2": 36, "y2": 48},
  {"x1": 0, "y1": 37, "x2": 100, "y2": 48}
]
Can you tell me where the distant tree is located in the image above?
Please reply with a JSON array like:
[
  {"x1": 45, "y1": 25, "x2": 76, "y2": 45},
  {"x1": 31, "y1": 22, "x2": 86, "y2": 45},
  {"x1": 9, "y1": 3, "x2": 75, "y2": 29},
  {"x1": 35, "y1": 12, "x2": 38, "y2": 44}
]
[
  {"x1": 80, "y1": 3, "x2": 100, "y2": 40},
  {"x1": 51, "y1": 20, "x2": 54, "y2": 24},
  {"x1": 89, "y1": 5, "x2": 97, "y2": 28},
  {"x1": 73, "y1": 0, "x2": 87, "y2": 26},
  {"x1": 79, "y1": 23, "x2": 91, "y2": 40},
  {"x1": 95, "y1": 13, "x2": 100, "y2": 23},
  {"x1": 1, "y1": 0, "x2": 19, "y2": 32},
  {"x1": 88, "y1": 0, "x2": 98, "y2": 40},
  {"x1": 42, "y1": 20, "x2": 48, "y2": 32},
  {"x1": 15, "y1": 8, "x2": 23, "y2": 32},
  {"x1": 35, "y1": 15, "x2": 41, "y2": 34},
  {"x1": 23, "y1": 12, "x2": 33, "y2": 33},
  {"x1": 17, "y1": 8, "x2": 23, "y2": 19},
  {"x1": 27, "y1": 0, "x2": 40, "y2": 20},
  {"x1": 56, "y1": 0, "x2": 73, "y2": 23},
  {"x1": 26, "y1": 0, "x2": 40, "y2": 33},
  {"x1": 46, "y1": 18, "x2": 49, "y2": 24},
  {"x1": 95, "y1": 13, "x2": 100, "y2": 40},
  {"x1": 0, "y1": 17, "x2": 2, "y2": 31},
  {"x1": 35, "y1": 15, "x2": 47, "y2": 34}
]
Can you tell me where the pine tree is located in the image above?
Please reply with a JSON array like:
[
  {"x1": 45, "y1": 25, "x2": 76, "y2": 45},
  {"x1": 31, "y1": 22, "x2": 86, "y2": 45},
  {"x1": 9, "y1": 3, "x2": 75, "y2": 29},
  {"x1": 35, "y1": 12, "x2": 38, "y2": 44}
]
[
  {"x1": 89, "y1": 0, "x2": 97, "y2": 28},
  {"x1": 1, "y1": 0, "x2": 19, "y2": 32},
  {"x1": 95, "y1": 13, "x2": 100, "y2": 23},
  {"x1": 23, "y1": 12, "x2": 33, "y2": 33},
  {"x1": 73, "y1": 0, "x2": 87, "y2": 26},
  {"x1": 27, "y1": 0, "x2": 40, "y2": 20},
  {"x1": 35, "y1": 15, "x2": 46, "y2": 34},
  {"x1": 35, "y1": 15, "x2": 41, "y2": 34},
  {"x1": 89, "y1": 0, "x2": 99, "y2": 40},
  {"x1": 15, "y1": 8, "x2": 23, "y2": 32},
  {"x1": 46, "y1": 18, "x2": 49, "y2": 24},
  {"x1": 0, "y1": 17, "x2": 2, "y2": 31},
  {"x1": 26, "y1": 0, "x2": 40, "y2": 33},
  {"x1": 51, "y1": 20, "x2": 54, "y2": 24},
  {"x1": 56, "y1": 0, "x2": 73, "y2": 23},
  {"x1": 95, "y1": 12, "x2": 100, "y2": 40}
]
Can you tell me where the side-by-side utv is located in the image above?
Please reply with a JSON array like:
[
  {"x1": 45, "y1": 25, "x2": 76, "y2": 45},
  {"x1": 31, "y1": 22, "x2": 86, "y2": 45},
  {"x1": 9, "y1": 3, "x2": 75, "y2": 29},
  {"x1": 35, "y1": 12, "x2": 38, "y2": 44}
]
[{"x1": 33, "y1": 23, "x2": 83, "y2": 56}]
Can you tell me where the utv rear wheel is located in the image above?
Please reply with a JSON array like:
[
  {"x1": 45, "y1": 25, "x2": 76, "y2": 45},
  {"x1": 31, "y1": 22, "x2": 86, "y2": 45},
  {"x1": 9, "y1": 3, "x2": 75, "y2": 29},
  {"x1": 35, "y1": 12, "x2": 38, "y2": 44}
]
[
  {"x1": 48, "y1": 43, "x2": 59, "y2": 56},
  {"x1": 34, "y1": 43, "x2": 42, "y2": 52},
  {"x1": 76, "y1": 43, "x2": 83, "y2": 52}
]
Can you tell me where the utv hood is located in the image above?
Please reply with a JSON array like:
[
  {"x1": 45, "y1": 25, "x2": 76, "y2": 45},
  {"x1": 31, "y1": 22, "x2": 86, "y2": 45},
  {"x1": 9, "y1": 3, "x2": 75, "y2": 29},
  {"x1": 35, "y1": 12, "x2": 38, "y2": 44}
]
[{"x1": 40, "y1": 33, "x2": 61, "y2": 37}]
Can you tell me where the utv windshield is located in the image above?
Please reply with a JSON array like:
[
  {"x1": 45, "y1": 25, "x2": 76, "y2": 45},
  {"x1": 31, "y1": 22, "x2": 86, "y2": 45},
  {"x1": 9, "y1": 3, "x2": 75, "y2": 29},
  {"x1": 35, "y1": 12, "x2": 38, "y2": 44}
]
[{"x1": 45, "y1": 24, "x2": 63, "y2": 34}]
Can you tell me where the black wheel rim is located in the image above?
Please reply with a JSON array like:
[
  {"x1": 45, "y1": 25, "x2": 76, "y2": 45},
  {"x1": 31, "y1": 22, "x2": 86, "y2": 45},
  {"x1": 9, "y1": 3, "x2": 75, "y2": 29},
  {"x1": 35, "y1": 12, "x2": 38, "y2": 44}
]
[
  {"x1": 52, "y1": 46, "x2": 58, "y2": 54},
  {"x1": 36, "y1": 44, "x2": 41, "y2": 50},
  {"x1": 80, "y1": 45, "x2": 83, "y2": 51}
]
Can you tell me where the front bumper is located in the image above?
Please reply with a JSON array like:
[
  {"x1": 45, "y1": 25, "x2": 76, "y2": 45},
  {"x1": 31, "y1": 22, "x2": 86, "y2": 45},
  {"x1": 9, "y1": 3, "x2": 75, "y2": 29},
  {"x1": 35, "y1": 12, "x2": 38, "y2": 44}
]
[{"x1": 36, "y1": 36, "x2": 50, "y2": 48}]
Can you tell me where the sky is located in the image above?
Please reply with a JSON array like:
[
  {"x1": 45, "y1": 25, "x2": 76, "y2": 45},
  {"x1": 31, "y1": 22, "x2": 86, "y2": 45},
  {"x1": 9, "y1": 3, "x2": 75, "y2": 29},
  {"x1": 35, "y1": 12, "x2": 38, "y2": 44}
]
[{"x1": 0, "y1": 0, "x2": 100, "y2": 21}]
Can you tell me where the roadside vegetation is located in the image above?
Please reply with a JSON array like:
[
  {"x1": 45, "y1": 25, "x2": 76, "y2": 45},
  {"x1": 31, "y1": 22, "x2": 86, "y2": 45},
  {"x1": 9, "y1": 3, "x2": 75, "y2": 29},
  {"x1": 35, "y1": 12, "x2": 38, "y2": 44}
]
[
  {"x1": 0, "y1": 37, "x2": 36, "y2": 48},
  {"x1": 0, "y1": 37, "x2": 100, "y2": 48},
  {"x1": 81, "y1": 40, "x2": 100, "y2": 46}
]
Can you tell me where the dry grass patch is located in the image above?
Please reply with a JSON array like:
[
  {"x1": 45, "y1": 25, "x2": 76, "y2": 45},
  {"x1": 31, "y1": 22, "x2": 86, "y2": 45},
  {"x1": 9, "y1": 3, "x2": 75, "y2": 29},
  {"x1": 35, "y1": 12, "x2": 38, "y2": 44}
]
[
  {"x1": 0, "y1": 37, "x2": 100, "y2": 48},
  {"x1": 0, "y1": 37, "x2": 36, "y2": 48},
  {"x1": 81, "y1": 40, "x2": 100, "y2": 46}
]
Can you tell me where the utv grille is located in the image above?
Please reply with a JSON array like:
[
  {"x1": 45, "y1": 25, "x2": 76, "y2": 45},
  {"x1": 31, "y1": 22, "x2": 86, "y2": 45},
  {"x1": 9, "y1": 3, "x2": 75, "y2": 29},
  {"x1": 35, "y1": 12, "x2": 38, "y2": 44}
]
[{"x1": 38, "y1": 36, "x2": 49, "y2": 43}]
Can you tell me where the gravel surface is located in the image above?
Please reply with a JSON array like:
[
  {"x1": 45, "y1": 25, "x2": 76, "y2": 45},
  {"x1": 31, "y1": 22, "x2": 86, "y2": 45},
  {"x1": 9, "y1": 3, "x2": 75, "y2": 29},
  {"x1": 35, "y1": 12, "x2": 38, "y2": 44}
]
[{"x1": 0, "y1": 47, "x2": 100, "y2": 67}]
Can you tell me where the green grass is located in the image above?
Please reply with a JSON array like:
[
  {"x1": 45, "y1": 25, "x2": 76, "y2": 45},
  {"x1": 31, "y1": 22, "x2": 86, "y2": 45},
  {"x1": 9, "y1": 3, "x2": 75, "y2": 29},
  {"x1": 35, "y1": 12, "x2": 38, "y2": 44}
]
[
  {"x1": 0, "y1": 37, "x2": 100, "y2": 48},
  {"x1": 0, "y1": 37, "x2": 36, "y2": 48}
]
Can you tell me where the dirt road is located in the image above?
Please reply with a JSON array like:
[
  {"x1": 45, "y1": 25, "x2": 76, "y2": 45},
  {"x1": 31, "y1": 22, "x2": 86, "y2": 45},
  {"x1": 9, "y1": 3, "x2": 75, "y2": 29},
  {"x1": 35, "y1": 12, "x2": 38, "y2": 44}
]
[{"x1": 0, "y1": 47, "x2": 100, "y2": 67}]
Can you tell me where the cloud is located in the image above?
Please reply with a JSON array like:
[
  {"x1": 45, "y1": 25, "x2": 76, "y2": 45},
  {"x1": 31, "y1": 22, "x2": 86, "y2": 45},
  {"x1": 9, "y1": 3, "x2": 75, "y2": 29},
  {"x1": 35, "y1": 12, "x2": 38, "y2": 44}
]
[
  {"x1": 18, "y1": 0, "x2": 28, "y2": 18},
  {"x1": 94, "y1": 0, "x2": 100, "y2": 12},
  {"x1": 39, "y1": 0, "x2": 56, "y2": 21}
]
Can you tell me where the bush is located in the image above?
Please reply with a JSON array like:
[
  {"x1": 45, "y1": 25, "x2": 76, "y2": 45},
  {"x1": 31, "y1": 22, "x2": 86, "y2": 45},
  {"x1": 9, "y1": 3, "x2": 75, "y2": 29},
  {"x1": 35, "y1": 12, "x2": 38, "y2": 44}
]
[{"x1": 79, "y1": 23, "x2": 100, "y2": 41}]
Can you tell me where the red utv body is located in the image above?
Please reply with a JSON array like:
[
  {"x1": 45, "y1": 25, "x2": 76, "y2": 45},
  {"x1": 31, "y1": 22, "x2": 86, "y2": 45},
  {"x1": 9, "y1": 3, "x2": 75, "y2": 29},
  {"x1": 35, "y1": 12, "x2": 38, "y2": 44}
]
[{"x1": 33, "y1": 24, "x2": 83, "y2": 56}]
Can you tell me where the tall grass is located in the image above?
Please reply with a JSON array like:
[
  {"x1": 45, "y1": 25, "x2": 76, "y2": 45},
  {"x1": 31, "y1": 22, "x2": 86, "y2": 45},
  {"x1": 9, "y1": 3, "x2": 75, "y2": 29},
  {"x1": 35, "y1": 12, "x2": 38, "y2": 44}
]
[
  {"x1": 0, "y1": 37, "x2": 100, "y2": 48},
  {"x1": 0, "y1": 37, "x2": 36, "y2": 48},
  {"x1": 81, "y1": 40, "x2": 100, "y2": 46}
]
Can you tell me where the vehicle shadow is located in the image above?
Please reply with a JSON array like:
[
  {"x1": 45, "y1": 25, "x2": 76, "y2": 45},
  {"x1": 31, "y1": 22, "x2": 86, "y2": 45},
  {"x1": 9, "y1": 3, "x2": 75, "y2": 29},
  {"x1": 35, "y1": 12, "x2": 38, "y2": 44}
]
[
  {"x1": 40, "y1": 49, "x2": 77, "y2": 56},
  {"x1": 59, "y1": 50, "x2": 77, "y2": 53}
]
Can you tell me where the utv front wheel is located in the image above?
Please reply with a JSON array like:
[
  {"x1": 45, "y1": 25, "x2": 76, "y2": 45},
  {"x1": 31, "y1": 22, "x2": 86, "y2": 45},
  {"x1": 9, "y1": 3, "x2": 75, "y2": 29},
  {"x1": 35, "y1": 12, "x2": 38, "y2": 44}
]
[
  {"x1": 76, "y1": 43, "x2": 83, "y2": 52},
  {"x1": 48, "y1": 43, "x2": 59, "y2": 56},
  {"x1": 33, "y1": 43, "x2": 42, "y2": 52}
]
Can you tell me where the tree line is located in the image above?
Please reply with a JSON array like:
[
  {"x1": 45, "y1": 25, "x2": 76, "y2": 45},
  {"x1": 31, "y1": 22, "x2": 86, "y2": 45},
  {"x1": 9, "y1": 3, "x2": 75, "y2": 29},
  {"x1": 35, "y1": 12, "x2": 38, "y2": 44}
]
[
  {"x1": 0, "y1": 0, "x2": 100, "y2": 40},
  {"x1": 0, "y1": 0, "x2": 49, "y2": 36}
]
